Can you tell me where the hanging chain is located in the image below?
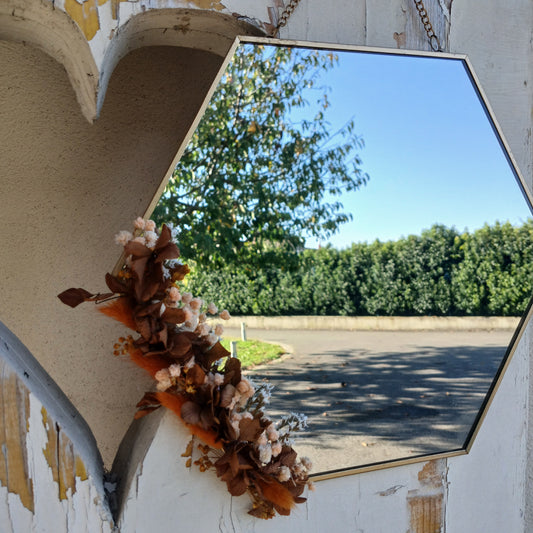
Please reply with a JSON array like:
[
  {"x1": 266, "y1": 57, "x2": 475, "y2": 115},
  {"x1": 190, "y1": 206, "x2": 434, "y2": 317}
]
[
  {"x1": 413, "y1": 0, "x2": 441, "y2": 51},
  {"x1": 275, "y1": 0, "x2": 302, "y2": 33}
]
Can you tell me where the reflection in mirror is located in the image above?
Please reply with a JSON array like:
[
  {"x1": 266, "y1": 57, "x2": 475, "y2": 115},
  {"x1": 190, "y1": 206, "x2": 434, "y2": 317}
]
[{"x1": 151, "y1": 38, "x2": 533, "y2": 476}]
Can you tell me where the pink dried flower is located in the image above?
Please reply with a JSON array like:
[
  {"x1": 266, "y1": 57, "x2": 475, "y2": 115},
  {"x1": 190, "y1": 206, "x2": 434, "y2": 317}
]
[
  {"x1": 308, "y1": 481, "x2": 316, "y2": 492},
  {"x1": 207, "y1": 302, "x2": 218, "y2": 315},
  {"x1": 145, "y1": 219, "x2": 156, "y2": 231},
  {"x1": 133, "y1": 217, "x2": 146, "y2": 230},
  {"x1": 181, "y1": 306, "x2": 193, "y2": 322},
  {"x1": 155, "y1": 368, "x2": 170, "y2": 382},
  {"x1": 156, "y1": 379, "x2": 172, "y2": 391},
  {"x1": 189, "y1": 297, "x2": 203, "y2": 311},
  {"x1": 196, "y1": 323, "x2": 211, "y2": 337},
  {"x1": 214, "y1": 324, "x2": 224, "y2": 336},
  {"x1": 181, "y1": 292, "x2": 193, "y2": 304},
  {"x1": 256, "y1": 431, "x2": 268, "y2": 447},
  {"x1": 168, "y1": 287, "x2": 181, "y2": 302},
  {"x1": 219, "y1": 309, "x2": 231, "y2": 320},
  {"x1": 115, "y1": 230, "x2": 133, "y2": 246},
  {"x1": 213, "y1": 373, "x2": 224, "y2": 386},
  {"x1": 236, "y1": 378, "x2": 255, "y2": 400},
  {"x1": 198, "y1": 312, "x2": 207, "y2": 323},
  {"x1": 266, "y1": 423, "x2": 279, "y2": 442}
]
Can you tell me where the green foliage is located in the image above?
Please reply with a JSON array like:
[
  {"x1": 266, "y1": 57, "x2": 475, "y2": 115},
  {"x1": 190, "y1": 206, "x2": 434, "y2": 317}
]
[
  {"x1": 153, "y1": 44, "x2": 368, "y2": 268},
  {"x1": 186, "y1": 221, "x2": 533, "y2": 317}
]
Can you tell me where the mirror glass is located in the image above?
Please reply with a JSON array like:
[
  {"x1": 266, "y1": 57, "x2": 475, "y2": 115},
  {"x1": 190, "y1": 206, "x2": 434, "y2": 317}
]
[{"x1": 152, "y1": 38, "x2": 533, "y2": 476}]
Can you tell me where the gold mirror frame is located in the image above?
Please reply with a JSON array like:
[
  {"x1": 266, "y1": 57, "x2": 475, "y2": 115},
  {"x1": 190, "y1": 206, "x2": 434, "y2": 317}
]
[{"x1": 142, "y1": 36, "x2": 533, "y2": 482}]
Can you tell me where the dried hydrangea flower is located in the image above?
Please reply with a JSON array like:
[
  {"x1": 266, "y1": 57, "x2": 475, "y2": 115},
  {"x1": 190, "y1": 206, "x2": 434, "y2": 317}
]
[
  {"x1": 219, "y1": 309, "x2": 231, "y2": 320},
  {"x1": 145, "y1": 219, "x2": 156, "y2": 231},
  {"x1": 271, "y1": 441, "x2": 282, "y2": 457},
  {"x1": 258, "y1": 444, "x2": 272, "y2": 464},
  {"x1": 133, "y1": 217, "x2": 146, "y2": 230},
  {"x1": 214, "y1": 324, "x2": 224, "y2": 336},
  {"x1": 207, "y1": 302, "x2": 218, "y2": 315},
  {"x1": 115, "y1": 230, "x2": 133, "y2": 246},
  {"x1": 181, "y1": 292, "x2": 193, "y2": 304},
  {"x1": 132, "y1": 236, "x2": 146, "y2": 245},
  {"x1": 145, "y1": 230, "x2": 158, "y2": 248},
  {"x1": 189, "y1": 297, "x2": 203, "y2": 311},
  {"x1": 168, "y1": 364, "x2": 181, "y2": 378}
]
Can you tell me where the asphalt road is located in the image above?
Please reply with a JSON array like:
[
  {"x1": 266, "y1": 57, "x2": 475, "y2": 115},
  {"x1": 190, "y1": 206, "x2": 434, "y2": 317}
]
[{"x1": 226, "y1": 327, "x2": 514, "y2": 475}]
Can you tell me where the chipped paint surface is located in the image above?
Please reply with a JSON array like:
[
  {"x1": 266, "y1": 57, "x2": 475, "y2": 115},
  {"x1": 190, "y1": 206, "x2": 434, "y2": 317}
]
[
  {"x1": 64, "y1": 0, "x2": 108, "y2": 41},
  {"x1": 0, "y1": 368, "x2": 34, "y2": 512},
  {"x1": 407, "y1": 460, "x2": 447, "y2": 533}
]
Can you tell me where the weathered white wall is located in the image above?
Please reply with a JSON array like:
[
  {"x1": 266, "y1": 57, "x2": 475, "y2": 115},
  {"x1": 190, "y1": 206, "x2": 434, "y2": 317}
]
[{"x1": 0, "y1": 0, "x2": 532, "y2": 531}]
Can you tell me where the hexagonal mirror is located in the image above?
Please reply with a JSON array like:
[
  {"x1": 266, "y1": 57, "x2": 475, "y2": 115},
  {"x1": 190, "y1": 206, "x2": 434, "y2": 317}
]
[{"x1": 147, "y1": 37, "x2": 533, "y2": 477}]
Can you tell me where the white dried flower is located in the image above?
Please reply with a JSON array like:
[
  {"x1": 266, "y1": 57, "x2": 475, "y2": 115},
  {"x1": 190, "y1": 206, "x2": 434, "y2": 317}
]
[
  {"x1": 115, "y1": 230, "x2": 133, "y2": 246},
  {"x1": 256, "y1": 431, "x2": 268, "y2": 447},
  {"x1": 271, "y1": 441, "x2": 282, "y2": 457},
  {"x1": 278, "y1": 465, "x2": 291, "y2": 482},
  {"x1": 184, "y1": 357, "x2": 196, "y2": 370},
  {"x1": 145, "y1": 219, "x2": 156, "y2": 232},
  {"x1": 258, "y1": 444, "x2": 272, "y2": 464},
  {"x1": 168, "y1": 364, "x2": 181, "y2": 378},
  {"x1": 132, "y1": 236, "x2": 146, "y2": 245},
  {"x1": 156, "y1": 379, "x2": 172, "y2": 391},
  {"x1": 145, "y1": 230, "x2": 158, "y2": 248},
  {"x1": 155, "y1": 368, "x2": 170, "y2": 382}
]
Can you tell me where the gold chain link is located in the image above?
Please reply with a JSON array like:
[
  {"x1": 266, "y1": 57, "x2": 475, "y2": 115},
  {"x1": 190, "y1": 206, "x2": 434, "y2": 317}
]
[
  {"x1": 276, "y1": 0, "x2": 302, "y2": 31},
  {"x1": 413, "y1": 0, "x2": 441, "y2": 51}
]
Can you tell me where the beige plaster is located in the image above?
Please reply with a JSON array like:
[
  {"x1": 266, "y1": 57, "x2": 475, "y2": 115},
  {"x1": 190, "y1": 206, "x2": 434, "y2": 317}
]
[{"x1": 0, "y1": 40, "x2": 223, "y2": 465}]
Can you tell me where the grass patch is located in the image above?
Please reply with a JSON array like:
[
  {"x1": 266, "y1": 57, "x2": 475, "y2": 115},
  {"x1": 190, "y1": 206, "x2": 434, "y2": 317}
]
[{"x1": 220, "y1": 337, "x2": 286, "y2": 369}]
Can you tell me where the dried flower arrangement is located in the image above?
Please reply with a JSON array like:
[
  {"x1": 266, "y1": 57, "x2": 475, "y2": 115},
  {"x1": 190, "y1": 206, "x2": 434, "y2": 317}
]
[{"x1": 58, "y1": 218, "x2": 312, "y2": 519}]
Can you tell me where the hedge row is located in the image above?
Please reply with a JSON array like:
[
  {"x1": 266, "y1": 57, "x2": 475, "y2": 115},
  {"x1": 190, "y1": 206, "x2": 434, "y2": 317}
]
[{"x1": 185, "y1": 221, "x2": 533, "y2": 317}]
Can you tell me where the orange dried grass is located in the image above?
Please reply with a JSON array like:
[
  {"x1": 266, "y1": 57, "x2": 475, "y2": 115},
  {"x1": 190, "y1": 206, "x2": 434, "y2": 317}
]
[
  {"x1": 256, "y1": 479, "x2": 295, "y2": 512},
  {"x1": 98, "y1": 297, "x2": 136, "y2": 330}
]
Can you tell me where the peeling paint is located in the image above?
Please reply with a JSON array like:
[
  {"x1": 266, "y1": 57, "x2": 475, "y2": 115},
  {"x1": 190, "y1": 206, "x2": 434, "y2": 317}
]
[
  {"x1": 407, "y1": 461, "x2": 446, "y2": 533},
  {"x1": 0, "y1": 370, "x2": 34, "y2": 512},
  {"x1": 64, "y1": 0, "x2": 107, "y2": 40},
  {"x1": 188, "y1": 0, "x2": 226, "y2": 12}
]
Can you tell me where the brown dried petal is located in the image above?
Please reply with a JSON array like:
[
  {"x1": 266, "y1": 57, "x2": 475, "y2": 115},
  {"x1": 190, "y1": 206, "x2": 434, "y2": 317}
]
[
  {"x1": 239, "y1": 417, "x2": 263, "y2": 442},
  {"x1": 181, "y1": 401, "x2": 201, "y2": 425},
  {"x1": 186, "y1": 364, "x2": 206, "y2": 387},
  {"x1": 154, "y1": 224, "x2": 172, "y2": 250},
  {"x1": 155, "y1": 242, "x2": 180, "y2": 263},
  {"x1": 227, "y1": 474, "x2": 248, "y2": 497},
  {"x1": 169, "y1": 333, "x2": 193, "y2": 357},
  {"x1": 223, "y1": 358, "x2": 242, "y2": 386},
  {"x1": 124, "y1": 240, "x2": 152, "y2": 258},
  {"x1": 220, "y1": 384, "x2": 236, "y2": 408},
  {"x1": 105, "y1": 273, "x2": 128, "y2": 294},
  {"x1": 57, "y1": 288, "x2": 94, "y2": 308},
  {"x1": 203, "y1": 341, "x2": 231, "y2": 368},
  {"x1": 162, "y1": 307, "x2": 186, "y2": 324}
]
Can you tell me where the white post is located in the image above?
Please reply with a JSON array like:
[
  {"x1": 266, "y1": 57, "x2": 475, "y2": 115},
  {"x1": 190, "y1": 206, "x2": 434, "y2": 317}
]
[
  {"x1": 230, "y1": 340, "x2": 238, "y2": 358},
  {"x1": 240, "y1": 322, "x2": 247, "y2": 341}
]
